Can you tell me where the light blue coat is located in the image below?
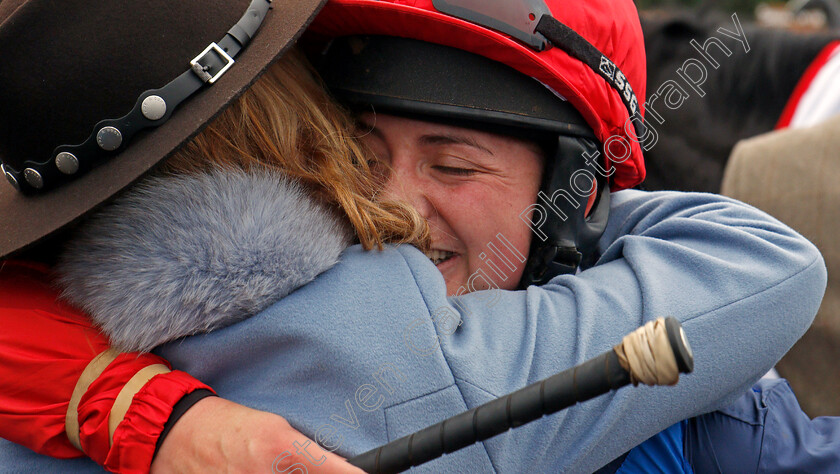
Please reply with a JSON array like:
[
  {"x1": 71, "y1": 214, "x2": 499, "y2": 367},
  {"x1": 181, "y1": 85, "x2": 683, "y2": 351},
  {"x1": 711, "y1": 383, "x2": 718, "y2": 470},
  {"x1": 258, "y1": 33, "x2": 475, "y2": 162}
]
[{"x1": 0, "y1": 171, "x2": 826, "y2": 473}]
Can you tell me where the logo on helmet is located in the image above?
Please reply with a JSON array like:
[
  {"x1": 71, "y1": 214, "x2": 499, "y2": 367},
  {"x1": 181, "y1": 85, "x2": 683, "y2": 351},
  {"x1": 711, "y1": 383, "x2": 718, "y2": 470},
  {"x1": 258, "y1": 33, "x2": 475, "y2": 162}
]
[
  {"x1": 599, "y1": 56, "x2": 617, "y2": 79},
  {"x1": 599, "y1": 55, "x2": 639, "y2": 115}
]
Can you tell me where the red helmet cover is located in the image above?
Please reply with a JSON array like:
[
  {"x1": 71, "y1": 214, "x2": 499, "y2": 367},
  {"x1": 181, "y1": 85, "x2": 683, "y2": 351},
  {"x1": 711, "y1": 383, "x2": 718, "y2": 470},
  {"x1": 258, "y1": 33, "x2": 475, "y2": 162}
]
[{"x1": 309, "y1": 0, "x2": 647, "y2": 190}]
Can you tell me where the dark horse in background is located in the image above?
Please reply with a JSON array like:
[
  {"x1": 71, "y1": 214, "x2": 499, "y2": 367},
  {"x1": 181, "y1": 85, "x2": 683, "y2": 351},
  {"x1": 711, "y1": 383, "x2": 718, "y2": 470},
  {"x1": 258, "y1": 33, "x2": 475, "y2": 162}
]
[{"x1": 640, "y1": 10, "x2": 838, "y2": 192}]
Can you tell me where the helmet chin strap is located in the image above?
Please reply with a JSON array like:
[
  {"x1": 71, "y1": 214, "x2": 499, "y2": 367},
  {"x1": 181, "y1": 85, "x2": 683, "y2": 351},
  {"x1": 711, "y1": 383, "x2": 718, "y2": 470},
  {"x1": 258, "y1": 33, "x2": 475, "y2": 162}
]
[{"x1": 518, "y1": 136, "x2": 611, "y2": 288}]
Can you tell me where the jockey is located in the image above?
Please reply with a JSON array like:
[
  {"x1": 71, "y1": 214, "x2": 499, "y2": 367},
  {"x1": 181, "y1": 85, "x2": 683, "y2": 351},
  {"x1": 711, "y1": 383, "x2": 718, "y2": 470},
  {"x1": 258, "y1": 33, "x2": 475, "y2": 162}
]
[
  {"x1": 0, "y1": 1, "x2": 834, "y2": 473},
  {"x1": 302, "y1": 2, "x2": 840, "y2": 472},
  {"x1": 305, "y1": 0, "x2": 652, "y2": 284}
]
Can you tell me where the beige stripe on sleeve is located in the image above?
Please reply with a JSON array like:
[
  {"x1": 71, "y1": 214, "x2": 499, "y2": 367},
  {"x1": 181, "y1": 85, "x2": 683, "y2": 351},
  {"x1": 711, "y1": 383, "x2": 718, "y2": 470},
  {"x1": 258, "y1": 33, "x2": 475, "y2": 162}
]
[
  {"x1": 65, "y1": 348, "x2": 120, "y2": 451},
  {"x1": 108, "y1": 364, "x2": 171, "y2": 446}
]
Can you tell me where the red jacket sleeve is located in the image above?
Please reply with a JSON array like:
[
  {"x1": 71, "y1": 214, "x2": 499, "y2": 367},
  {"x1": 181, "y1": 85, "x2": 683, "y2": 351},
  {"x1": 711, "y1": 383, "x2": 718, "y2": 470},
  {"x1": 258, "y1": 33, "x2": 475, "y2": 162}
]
[{"x1": 0, "y1": 260, "x2": 213, "y2": 473}]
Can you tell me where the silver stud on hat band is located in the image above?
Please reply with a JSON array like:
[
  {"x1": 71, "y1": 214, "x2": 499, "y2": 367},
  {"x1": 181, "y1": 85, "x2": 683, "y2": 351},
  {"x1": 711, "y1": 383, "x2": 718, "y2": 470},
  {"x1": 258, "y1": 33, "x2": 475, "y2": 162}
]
[
  {"x1": 96, "y1": 126, "x2": 123, "y2": 151},
  {"x1": 1, "y1": 164, "x2": 19, "y2": 190},
  {"x1": 55, "y1": 152, "x2": 80, "y2": 175},
  {"x1": 141, "y1": 95, "x2": 167, "y2": 121},
  {"x1": 24, "y1": 168, "x2": 43, "y2": 189},
  {"x1": 5, "y1": 0, "x2": 272, "y2": 195}
]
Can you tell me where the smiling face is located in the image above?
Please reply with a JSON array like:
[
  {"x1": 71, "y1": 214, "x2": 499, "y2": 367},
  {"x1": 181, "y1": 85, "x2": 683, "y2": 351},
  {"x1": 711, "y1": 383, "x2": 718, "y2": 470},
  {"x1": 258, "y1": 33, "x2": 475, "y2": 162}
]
[{"x1": 360, "y1": 113, "x2": 544, "y2": 295}]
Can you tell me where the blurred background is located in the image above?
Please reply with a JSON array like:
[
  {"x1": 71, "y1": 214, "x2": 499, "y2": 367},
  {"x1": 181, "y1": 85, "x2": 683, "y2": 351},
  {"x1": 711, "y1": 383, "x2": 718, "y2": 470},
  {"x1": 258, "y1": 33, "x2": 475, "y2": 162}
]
[
  {"x1": 634, "y1": 0, "x2": 840, "y2": 418},
  {"x1": 639, "y1": 0, "x2": 839, "y2": 28},
  {"x1": 639, "y1": 0, "x2": 762, "y2": 14}
]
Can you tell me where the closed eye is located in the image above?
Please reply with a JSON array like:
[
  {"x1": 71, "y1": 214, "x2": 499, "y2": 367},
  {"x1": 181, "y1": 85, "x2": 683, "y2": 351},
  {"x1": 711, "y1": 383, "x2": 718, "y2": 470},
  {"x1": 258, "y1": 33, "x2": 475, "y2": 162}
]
[{"x1": 433, "y1": 166, "x2": 477, "y2": 176}]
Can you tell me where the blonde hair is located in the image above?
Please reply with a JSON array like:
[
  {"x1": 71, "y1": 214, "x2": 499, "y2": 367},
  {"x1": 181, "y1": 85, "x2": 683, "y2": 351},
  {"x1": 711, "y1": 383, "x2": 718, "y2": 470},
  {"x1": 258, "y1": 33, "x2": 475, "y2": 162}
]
[{"x1": 161, "y1": 48, "x2": 429, "y2": 251}]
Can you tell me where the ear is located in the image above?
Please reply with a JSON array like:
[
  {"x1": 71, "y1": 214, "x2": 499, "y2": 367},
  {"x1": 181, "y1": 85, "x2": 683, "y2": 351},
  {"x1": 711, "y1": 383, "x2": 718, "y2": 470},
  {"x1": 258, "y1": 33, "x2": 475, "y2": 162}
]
[{"x1": 584, "y1": 176, "x2": 597, "y2": 217}]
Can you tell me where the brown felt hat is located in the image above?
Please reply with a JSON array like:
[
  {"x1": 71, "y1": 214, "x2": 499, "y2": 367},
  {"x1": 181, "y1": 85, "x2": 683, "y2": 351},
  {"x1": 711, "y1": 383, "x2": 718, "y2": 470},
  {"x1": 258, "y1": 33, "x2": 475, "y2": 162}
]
[{"x1": 0, "y1": 0, "x2": 327, "y2": 259}]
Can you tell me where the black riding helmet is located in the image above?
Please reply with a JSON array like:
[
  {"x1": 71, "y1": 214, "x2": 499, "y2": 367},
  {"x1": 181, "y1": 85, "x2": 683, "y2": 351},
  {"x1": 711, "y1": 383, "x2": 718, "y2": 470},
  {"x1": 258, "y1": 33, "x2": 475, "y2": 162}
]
[{"x1": 310, "y1": 35, "x2": 611, "y2": 288}]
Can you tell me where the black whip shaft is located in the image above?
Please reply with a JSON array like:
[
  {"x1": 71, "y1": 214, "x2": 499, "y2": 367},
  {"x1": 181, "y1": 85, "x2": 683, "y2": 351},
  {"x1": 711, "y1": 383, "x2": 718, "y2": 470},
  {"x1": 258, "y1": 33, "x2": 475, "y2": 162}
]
[
  {"x1": 349, "y1": 350, "x2": 628, "y2": 473},
  {"x1": 348, "y1": 317, "x2": 693, "y2": 474}
]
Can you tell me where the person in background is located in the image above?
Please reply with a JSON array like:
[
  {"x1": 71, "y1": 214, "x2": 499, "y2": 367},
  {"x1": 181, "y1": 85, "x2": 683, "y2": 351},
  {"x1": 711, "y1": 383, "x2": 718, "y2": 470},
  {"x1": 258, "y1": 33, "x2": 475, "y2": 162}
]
[
  {"x1": 723, "y1": 115, "x2": 840, "y2": 417},
  {"x1": 0, "y1": 0, "x2": 830, "y2": 472}
]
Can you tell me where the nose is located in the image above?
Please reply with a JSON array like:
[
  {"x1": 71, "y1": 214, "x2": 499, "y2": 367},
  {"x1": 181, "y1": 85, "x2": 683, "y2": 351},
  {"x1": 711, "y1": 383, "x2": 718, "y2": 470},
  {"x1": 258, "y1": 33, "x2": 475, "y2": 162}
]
[{"x1": 381, "y1": 155, "x2": 435, "y2": 220}]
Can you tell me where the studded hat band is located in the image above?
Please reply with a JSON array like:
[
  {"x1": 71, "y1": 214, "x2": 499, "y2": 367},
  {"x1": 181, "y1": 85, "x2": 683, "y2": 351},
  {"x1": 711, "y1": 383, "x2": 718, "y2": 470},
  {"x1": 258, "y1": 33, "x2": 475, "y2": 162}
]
[{"x1": 1, "y1": 0, "x2": 272, "y2": 195}]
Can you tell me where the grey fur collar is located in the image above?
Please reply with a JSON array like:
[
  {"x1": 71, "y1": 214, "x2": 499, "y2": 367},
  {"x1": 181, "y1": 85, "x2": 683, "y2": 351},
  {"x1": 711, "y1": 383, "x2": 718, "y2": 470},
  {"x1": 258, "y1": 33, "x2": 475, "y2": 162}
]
[{"x1": 57, "y1": 168, "x2": 351, "y2": 352}]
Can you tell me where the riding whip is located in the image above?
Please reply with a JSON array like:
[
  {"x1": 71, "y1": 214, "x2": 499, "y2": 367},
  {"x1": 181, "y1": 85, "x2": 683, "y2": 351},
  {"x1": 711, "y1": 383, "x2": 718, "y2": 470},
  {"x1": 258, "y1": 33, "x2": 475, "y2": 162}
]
[{"x1": 348, "y1": 317, "x2": 694, "y2": 473}]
